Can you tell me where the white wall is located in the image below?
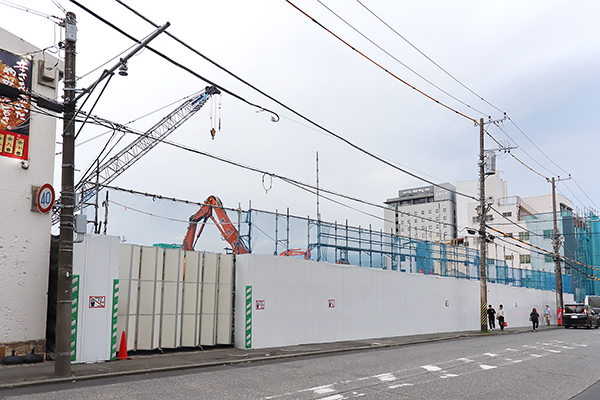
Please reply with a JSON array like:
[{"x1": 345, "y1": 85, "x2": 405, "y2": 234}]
[
  {"x1": 0, "y1": 28, "x2": 62, "y2": 349},
  {"x1": 235, "y1": 254, "x2": 573, "y2": 349}
]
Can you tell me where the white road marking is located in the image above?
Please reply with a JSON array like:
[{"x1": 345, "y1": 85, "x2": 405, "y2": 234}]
[
  {"x1": 389, "y1": 383, "x2": 413, "y2": 389},
  {"x1": 505, "y1": 348, "x2": 519, "y2": 352},
  {"x1": 373, "y1": 373, "x2": 396, "y2": 382},
  {"x1": 302, "y1": 385, "x2": 335, "y2": 395},
  {"x1": 530, "y1": 354, "x2": 543, "y2": 358},
  {"x1": 480, "y1": 364, "x2": 497, "y2": 370},
  {"x1": 559, "y1": 346, "x2": 574, "y2": 349},
  {"x1": 513, "y1": 360, "x2": 523, "y2": 363},
  {"x1": 422, "y1": 365, "x2": 442, "y2": 372},
  {"x1": 544, "y1": 349, "x2": 561, "y2": 353},
  {"x1": 440, "y1": 373, "x2": 459, "y2": 379},
  {"x1": 318, "y1": 395, "x2": 345, "y2": 400},
  {"x1": 457, "y1": 357, "x2": 474, "y2": 362},
  {"x1": 483, "y1": 353, "x2": 498, "y2": 357}
]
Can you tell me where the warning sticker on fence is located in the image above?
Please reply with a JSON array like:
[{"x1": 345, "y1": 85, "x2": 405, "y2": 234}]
[
  {"x1": 329, "y1": 299, "x2": 335, "y2": 308},
  {"x1": 89, "y1": 296, "x2": 106, "y2": 308},
  {"x1": 255, "y1": 300, "x2": 265, "y2": 310}
]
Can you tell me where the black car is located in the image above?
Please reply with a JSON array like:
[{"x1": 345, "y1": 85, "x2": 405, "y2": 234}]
[{"x1": 563, "y1": 304, "x2": 600, "y2": 329}]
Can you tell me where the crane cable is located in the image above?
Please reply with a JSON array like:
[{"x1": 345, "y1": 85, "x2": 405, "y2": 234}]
[{"x1": 284, "y1": 0, "x2": 478, "y2": 125}]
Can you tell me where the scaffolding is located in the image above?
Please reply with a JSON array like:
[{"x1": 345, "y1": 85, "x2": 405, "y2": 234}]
[{"x1": 235, "y1": 208, "x2": 573, "y2": 293}]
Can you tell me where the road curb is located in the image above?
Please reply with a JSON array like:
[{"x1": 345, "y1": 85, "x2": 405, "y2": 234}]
[{"x1": 0, "y1": 327, "x2": 558, "y2": 390}]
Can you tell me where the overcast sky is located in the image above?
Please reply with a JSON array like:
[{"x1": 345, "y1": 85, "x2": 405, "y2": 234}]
[{"x1": 3, "y1": 0, "x2": 600, "y2": 250}]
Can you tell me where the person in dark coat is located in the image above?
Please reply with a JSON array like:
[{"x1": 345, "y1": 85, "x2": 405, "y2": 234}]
[
  {"x1": 530, "y1": 308, "x2": 540, "y2": 331},
  {"x1": 487, "y1": 305, "x2": 496, "y2": 330}
]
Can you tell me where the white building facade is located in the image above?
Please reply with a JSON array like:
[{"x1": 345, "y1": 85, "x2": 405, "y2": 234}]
[
  {"x1": 0, "y1": 28, "x2": 62, "y2": 357},
  {"x1": 457, "y1": 172, "x2": 572, "y2": 271},
  {"x1": 384, "y1": 183, "x2": 458, "y2": 242}
]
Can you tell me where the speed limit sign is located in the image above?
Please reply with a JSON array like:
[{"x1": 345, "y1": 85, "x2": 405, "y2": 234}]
[{"x1": 37, "y1": 183, "x2": 55, "y2": 213}]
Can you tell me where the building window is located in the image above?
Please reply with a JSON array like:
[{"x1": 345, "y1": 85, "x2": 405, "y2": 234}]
[
  {"x1": 443, "y1": 216, "x2": 447, "y2": 220},
  {"x1": 502, "y1": 212, "x2": 512, "y2": 217},
  {"x1": 414, "y1": 219, "x2": 417, "y2": 223},
  {"x1": 505, "y1": 254, "x2": 514, "y2": 260},
  {"x1": 443, "y1": 208, "x2": 447, "y2": 212},
  {"x1": 519, "y1": 254, "x2": 531, "y2": 264},
  {"x1": 436, "y1": 225, "x2": 439, "y2": 229},
  {"x1": 428, "y1": 210, "x2": 432, "y2": 214},
  {"x1": 436, "y1": 216, "x2": 440, "y2": 221},
  {"x1": 544, "y1": 254, "x2": 554, "y2": 263},
  {"x1": 543, "y1": 229, "x2": 554, "y2": 239},
  {"x1": 518, "y1": 232, "x2": 530, "y2": 241},
  {"x1": 429, "y1": 225, "x2": 432, "y2": 229},
  {"x1": 413, "y1": 211, "x2": 417, "y2": 215},
  {"x1": 436, "y1": 209, "x2": 439, "y2": 213},
  {"x1": 421, "y1": 210, "x2": 424, "y2": 215},
  {"x1": 401, "y1": 220, "x2": 404, "y2": 224}
]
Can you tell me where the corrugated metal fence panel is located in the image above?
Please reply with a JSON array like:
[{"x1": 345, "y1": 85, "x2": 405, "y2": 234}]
[
  {"x1": 181, "y1": 251, "x2": 201, "y2": 347},
  {"x1": 137, "y1": 246, "x2": 162, "y2": 350},
  {"x1": 217, "y1": 254, "x2": 234, "y2": 345},
  {"x1": 117, "y1": 247, "x2": 234, "y2": 351},
  {"x1": 200, "y1": 252, "x2": 219, "y2": 346},
  {"x1": 160, "y1": 249, "x2": 184, "y2": 348},
  {"x1": 117, "y1": 244, "x2": 140, "y2": 351}
]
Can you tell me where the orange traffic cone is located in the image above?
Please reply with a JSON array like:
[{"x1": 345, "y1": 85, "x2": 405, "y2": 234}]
[{"x1": 117, "y1": 331, "x2": 131, "y2": 360}]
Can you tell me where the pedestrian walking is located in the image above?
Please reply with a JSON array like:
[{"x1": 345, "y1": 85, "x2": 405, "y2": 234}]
[
  {"x1": 544, "y1": 305, "x2": 551, "y2": 326},
  {"x1": 487, "y1": 305, "x2": 496, "y2": 330},
  {"x1": 530, "y1": 308, "x2": 540, "y2": 331},
  {"x1": 497, "y1": 304, "x2": 505, "y2": 331}
]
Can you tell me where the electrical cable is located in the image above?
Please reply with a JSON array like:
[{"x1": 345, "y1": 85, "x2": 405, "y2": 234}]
[
  {"x1": 0, "y1": 0, "x2": 63, "y2": 22},
  {"x1": 74, "y1": 72, "x2": 114, "y2": 139},
  {"x1": 67, "y1": 0, "x2": 280, "y2": 123},
  {"x1": 316, "y1": 0, "x2": 488, "y2": 117},
  {"x1": 354, "y1": 0, "x2": 505, "y2": 115},
  {"x1": 284, "y1": 0, "x2": 478, "y2": 124},
  {"x1": 111, "y1": 0, "x2": 478, "y2": 202}
]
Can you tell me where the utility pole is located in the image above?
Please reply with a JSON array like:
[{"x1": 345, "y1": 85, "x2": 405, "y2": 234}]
[
  {"x1": 550, "y1": 176, "x2": 570, "y2": 324},
  {"x1": 55, "y1": 11, "x2": 77, "y2": 377},
  {"x1": 478, "y1": 118, "x2": 488, "y2": 332}
]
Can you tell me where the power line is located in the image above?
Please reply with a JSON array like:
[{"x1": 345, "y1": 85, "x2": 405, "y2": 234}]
[
  {"x1": 315, "y1": 0, "x2": 487, "y2": 116},
  {"x1": 284, "y1": 0, "x2": 478, "y2": 124},
  {"x1": 354, "y1": 0, "x2": 505, "y2": 115},
  {"x1": 69, "y1": 0, "x2": 479, "y2": 203},
  {"x1": 67, "y1": 0, "x2": 280, "y2": 123}
]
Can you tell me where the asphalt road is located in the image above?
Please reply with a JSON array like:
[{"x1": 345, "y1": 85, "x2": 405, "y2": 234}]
[{"x1": 3, "y1": 328, "x2": 600, "y2": 399}]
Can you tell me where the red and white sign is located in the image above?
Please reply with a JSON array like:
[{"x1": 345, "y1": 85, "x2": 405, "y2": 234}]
[
  {"x1": 328, "y1": 299, "x2": 335, "y2": 308},
  {"x1": 36, "y1": 183, "x2": 55, "y2": 213},
  {"x1": 89, "y1": 296, "x2": 106, "y2": 308},
  {"x1": 255, "y1": 300, "x2": 265, "y2": 310},
  {"x1": 445, "y1": 300, "x2": 449, "y2": 307}
]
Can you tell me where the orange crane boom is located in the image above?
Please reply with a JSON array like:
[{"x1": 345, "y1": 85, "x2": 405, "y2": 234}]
[{"x1": 182, "y1": 195, "x2": 249, "y2": 254}]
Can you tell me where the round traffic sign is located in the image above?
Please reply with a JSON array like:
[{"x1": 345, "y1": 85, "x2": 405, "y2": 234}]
[{"x1": 37, "y1": 183, "x2": 55, "y2": 213}]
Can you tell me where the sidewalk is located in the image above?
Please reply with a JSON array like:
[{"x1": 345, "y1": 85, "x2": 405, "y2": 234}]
[{"x1": 0, "y1": 325, "x2": 557, "y2": 390}]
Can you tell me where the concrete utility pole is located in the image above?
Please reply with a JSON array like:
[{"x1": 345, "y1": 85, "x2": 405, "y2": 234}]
[
  {"x1": 55, "y1": 11, "x2": 77, "y2": 377},
  {"x1": 551, "y1": 177, "x2": 564, "y2": 324},
  {"x1": 478, "y1": 118, "x2": 488, "y2": 332}
]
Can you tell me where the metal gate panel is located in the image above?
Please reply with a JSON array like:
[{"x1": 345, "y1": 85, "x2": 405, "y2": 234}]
[
  {"x1": 200, "y1": 253, "x2": 219, "y2": 346},
  {"x1": 160, "y1": 249, "x2": 184, "y2": 348},
  {"x1": 117, "y1": 244, "x2": 140, "y2": 351},
  {"x1": 181, "y1": 251, "x2": 201, "y2": 347},
  {"x1": 217, "y1": 254, "x2": 234, "y2": 344},
  {"x1": 137, "y1": 246, "x2": 162, "y2": 350}
]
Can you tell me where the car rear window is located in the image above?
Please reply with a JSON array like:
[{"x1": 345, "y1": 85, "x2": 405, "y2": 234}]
[{"x1": 565, "y1": 305, "x2": 586, "y2": 313}]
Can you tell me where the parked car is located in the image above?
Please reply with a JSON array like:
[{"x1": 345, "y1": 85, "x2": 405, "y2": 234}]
[{"x1": 563, "y1": 304, "x2": 600, "y2": 329}]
